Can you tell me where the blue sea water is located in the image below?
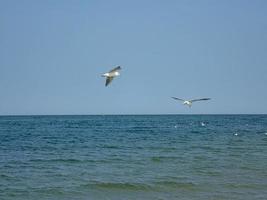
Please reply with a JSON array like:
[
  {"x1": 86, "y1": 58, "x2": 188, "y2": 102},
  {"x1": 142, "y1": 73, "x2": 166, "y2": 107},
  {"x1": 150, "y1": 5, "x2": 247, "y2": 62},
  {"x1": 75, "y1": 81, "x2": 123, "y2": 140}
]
[{"x1": 0, "y1": 115, "x2": 267, "y2": 200}]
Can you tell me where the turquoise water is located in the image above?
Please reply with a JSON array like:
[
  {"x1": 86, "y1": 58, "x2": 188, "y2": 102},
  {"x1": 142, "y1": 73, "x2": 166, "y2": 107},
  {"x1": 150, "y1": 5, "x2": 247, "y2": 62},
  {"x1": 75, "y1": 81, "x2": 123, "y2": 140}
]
[{"x1": 0, "y1": 115, "x2": 267, "y2": 200}]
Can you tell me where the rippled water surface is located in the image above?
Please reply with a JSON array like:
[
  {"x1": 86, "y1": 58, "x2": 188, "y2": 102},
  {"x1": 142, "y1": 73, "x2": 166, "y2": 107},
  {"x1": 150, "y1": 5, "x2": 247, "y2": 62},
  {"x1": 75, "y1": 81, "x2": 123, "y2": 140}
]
[{"x1": 0, "y1": 115, "x2": 267, "y2": 200}]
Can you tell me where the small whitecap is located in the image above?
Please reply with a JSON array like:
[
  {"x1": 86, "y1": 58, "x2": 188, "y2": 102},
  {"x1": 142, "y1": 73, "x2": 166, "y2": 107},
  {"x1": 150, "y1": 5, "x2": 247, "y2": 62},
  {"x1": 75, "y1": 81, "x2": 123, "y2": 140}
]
[
  {"x1": 201, "y1": 122, "x2": 206, "y2": 127},
  {"x1": 234, "y1": 133, "x2": 238, "y2": 136},
  {"x1": 174, "y1": 125, "x2": 178, "y2": 129},
  {"x1": 264, "y1": 132, "x2": 267, "y2": 135}
]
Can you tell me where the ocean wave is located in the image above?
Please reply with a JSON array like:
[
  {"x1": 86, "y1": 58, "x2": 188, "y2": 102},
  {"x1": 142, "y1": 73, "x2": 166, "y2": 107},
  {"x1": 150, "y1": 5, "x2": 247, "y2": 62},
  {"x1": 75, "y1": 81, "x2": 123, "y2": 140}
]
[
  {"x1": 80, "y1": 181, "x2": 198, "y2": 191},
  {"x1": 0, "y1": 174, "x2": 16, "y2": 180},
  {"x1": 154, "y1": 181, "x2": 197, "y2": 190},
  {"x1": 81, "y1": 182, "x2": 152, "y2": 191},
  {"x1": 190, "y1": 130, "x2": 200, "y2": 134},
  {"x1": 151, "y1": 156, "x2": 179, "y2": 162},
  {"x1": 101, "y1": 144, "x2": 120, "y2": 149},
  {"x1": 223, "y1": 183, "x2": 267, "y2": 189},
  {"x1": 29, "y1": 157, "x2": 131, "y2": 165},
  {"x1": 29, "y1": 158, "x2": 85, "y2": 163}
]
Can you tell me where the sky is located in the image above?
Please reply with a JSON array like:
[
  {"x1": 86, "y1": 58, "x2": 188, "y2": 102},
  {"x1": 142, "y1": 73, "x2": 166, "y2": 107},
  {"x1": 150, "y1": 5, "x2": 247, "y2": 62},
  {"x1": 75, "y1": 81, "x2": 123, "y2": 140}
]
[{"x1": 0, "y1": 0, "x2": 267, "y2": 115}]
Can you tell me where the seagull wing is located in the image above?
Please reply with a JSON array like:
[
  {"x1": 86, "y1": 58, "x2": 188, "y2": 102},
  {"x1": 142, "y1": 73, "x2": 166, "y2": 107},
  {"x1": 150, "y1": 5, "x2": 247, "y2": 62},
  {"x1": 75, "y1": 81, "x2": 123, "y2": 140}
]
[
  {"x1": 171, "y1": 97, "x2": 185, "y2": 101},
  {"x1": 190, "y1": 98, "x2": 211, "y2": 102},
  {"x1": 109, "y1": 66, "x2": 121, "y2": 73},
  {"x1": 105, "y1": 77, "x2": 114, "y2": 86}
]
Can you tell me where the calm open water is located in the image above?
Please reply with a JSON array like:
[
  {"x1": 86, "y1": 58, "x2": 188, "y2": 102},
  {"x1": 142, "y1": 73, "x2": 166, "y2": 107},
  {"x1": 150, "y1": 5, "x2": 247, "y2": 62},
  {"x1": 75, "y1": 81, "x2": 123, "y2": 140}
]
[{"x1": 0, "y1": 115, "x2": 267, "y2": 200}]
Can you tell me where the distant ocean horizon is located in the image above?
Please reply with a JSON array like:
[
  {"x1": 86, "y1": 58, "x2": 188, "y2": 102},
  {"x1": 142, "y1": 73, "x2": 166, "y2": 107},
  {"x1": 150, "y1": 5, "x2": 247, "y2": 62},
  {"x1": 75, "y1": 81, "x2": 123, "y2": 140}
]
[
  {"x1": 1, "y1": 113, "x2": 267, "y2": 117},
  {"x1": 1, "y1": 115, "x2": 267, "y2": 200}
]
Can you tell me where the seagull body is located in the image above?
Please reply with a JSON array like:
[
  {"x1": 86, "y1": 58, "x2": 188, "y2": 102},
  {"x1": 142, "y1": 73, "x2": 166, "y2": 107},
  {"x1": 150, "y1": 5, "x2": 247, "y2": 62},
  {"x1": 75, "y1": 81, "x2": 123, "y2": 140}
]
[
  {"x1": 183, "y1": 100, "x2": 192, "y2": 107},
  {"x1": 102, "y1": 66, "x2": 121, "y2": 86},
  {"x1": 171, "y1": 97, "x2": 211, "y2": 107}
]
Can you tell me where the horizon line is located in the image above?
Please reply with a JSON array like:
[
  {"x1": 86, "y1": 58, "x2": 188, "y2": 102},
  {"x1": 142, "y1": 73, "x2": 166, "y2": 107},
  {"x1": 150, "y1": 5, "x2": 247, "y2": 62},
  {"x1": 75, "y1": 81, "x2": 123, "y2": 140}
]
[{"x1": 0, "y1": 113, "x2": 267, "y2": 117}]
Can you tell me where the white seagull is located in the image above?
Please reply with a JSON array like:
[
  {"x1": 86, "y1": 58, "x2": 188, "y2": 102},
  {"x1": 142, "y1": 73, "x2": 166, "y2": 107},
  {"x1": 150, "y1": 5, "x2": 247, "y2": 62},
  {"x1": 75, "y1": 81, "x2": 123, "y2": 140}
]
[
  {"x1": 171, "y1": 97, "x2": 211, "y2": 107},
  {"x1": 101, "y1": 66, "x2": 121, "y2": 86}
]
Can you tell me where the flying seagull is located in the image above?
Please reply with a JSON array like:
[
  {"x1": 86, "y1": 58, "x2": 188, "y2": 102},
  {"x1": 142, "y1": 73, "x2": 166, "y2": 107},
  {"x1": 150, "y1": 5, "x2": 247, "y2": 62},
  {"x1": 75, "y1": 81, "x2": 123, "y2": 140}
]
[
  {"x1": 101, "y1": 66, "x2": 121, "y2": 86},
  {"x1": 171, "y1": 97, "x2": 211, "y2": 107}
]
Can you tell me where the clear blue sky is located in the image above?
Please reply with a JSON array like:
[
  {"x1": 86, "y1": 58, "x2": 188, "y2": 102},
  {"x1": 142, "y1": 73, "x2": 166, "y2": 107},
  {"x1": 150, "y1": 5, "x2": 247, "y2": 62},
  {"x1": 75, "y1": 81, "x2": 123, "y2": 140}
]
[{"x1": 0, "y1": 0, "x2": 267, "y2": 115}]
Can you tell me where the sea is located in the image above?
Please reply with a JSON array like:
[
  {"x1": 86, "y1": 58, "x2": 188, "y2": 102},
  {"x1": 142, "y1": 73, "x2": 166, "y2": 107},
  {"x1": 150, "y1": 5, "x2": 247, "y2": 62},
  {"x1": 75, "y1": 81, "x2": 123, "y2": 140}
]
[{"x1": 0, "y1": 115, "x2": 267, "y2": 200}]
